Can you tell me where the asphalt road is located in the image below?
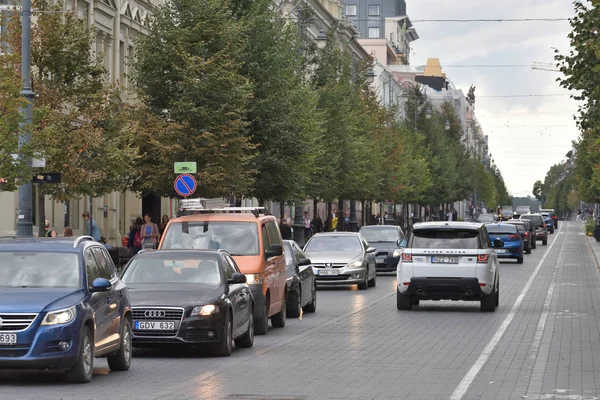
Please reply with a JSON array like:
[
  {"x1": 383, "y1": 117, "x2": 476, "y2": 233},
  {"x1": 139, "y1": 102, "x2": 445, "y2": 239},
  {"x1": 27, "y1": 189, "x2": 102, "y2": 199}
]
[{"x1": 0, "y1": 221, "x2": 599, "y2": 400}]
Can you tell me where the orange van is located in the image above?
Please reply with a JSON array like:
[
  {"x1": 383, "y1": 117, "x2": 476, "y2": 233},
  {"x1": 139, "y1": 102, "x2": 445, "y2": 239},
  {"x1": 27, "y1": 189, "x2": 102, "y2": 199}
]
[{"x1": 158, "y1": 208, "x2": 287, "y2": 335}]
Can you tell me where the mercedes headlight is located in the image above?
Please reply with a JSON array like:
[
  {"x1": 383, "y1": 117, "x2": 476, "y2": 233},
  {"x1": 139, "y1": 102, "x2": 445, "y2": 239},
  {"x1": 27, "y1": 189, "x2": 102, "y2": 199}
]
[
  {"x1": 245, "y1": 274, "x2": 263, "y2": 284},
  {"x1": 192, "y1": 305, "x2": 218, "y2": 316},
  {"x1": 346, "y1": 259, "x2": 363, "y2": 268},
  {"x1": 42, "y1": 306, "x2": 76, "y2": 326},
  {"x1": 393, "y1": 249, "x2": 403, "y2": 257}
]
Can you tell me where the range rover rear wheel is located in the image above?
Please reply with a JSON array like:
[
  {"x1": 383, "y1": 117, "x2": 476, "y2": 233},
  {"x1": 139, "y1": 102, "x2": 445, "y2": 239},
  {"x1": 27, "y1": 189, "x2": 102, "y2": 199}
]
[{"x1": 480, "y1": 287, "x2": 497, "y2": 312}]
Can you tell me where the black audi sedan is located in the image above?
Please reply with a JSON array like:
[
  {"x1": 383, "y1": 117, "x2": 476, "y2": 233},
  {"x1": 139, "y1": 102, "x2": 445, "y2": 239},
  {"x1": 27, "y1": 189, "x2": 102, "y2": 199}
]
[
  {"x1": 358, "y1": 225, "x2": 406, "y2": 273},
  {"x1": 121, "y1": 250, "x2": 254, "y2": 356}
]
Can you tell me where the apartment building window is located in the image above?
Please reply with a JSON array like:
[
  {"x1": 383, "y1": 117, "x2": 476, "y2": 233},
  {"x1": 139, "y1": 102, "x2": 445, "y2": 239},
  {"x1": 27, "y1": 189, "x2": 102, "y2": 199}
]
[
  {"x1": 368, "y1": 27, "x2": 380, "y2": 38},
  {"x1": 345, "y1": 4, "x2": 357, "y2": 16},
  {"x1": 368, "y1": 5, "x2": 380, "y2": 16}
]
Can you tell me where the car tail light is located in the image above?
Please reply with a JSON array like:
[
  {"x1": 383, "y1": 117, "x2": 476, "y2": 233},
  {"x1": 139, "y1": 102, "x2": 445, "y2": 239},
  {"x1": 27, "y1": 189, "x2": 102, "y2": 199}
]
[
  {"x1": 525, "y1": 231, "x2": 529, "y2": 238},
  {"x1": 401, "y1": 253, "x2": 412, "y2": 262},
  {"x1": 479, "y1": 283, "x2": 486, "y2": 287},
  {"x1": 509, "y1": 234, "x2": 520, "y2": 239},
  {"x1": 477, "y1": 254, "x2": 490, "y2": 263}
]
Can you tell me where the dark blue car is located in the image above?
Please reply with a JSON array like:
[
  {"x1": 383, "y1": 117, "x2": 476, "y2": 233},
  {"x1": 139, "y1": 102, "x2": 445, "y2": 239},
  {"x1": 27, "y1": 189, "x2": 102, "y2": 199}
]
[
  {"x1": 485, "y1": 223, "x2": 524, "y2": 264},
  {"x1": 0, "y1": 236, "x2": 132, "y2": 382},
  {"x1": 541, "y1": 213, "x2": 555, "y2": 234}
]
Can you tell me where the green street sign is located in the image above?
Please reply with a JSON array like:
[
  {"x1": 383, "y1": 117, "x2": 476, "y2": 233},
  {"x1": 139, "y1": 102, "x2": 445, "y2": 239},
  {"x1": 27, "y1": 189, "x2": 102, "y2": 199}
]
[{"x1": 174, "y1": 162, "x2": 197, "y2": 174}]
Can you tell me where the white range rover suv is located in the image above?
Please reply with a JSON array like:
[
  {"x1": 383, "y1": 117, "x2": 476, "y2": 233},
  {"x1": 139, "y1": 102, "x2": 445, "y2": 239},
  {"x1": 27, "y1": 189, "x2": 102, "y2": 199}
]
[{"x1": 397, "y1": 222, "x2": 500, "y2": 312}]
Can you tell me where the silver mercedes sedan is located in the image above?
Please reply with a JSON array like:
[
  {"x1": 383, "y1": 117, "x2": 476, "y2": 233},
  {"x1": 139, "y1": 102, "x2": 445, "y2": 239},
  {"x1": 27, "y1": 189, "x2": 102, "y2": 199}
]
[{"x1": 303, "y1": 232, "x2": 377, "y2": 290}]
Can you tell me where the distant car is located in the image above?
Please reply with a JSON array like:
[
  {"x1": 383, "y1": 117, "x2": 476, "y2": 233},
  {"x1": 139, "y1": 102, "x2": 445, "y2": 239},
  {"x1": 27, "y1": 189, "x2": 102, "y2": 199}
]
[
  {"x1": 541, "y1": 213, "x2": 555, "y2": 234},
  {"x1": 514, "y1": 206, "x2": 531, "y2": 218},
  {"x1": 505, "y1": 219, "x2": 533, "y2": 253},
  {"x1": 358, "y1": 225, "x2": 406, "y2": 273},
  {"x1": 283, "y1": 241, "x2": 316, "y2": 317},
  {"x1": 0, "y1": 236, "x2": 132, "y2": 383},
  {"x1": 396, "y1": 222, "x2": 500, "y2": 312},
  {"x1": 540, "y1": 208, "x2": 558, "y2": 229},
  {"x1": 303, "y1": 232, "x2": 377, "y2": 290},
  {"x1": 476, "y1": 213, "x2": 497, "y2": 223},
  {"x1": 520, "y1": 214, "x2": 548, "y2": 245},
  {"x1": 500, "y1": 206, "x2": 514, "y2": 221},
  {"x1": 122, "y1": 249, "x2": 254, "y2": 356},
  {"x1": 485, "y1": 223, "x2": 524, "y2": 264}
]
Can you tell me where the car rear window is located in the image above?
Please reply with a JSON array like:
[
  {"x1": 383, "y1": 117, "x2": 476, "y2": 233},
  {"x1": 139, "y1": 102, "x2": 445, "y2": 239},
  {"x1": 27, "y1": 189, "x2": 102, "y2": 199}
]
[
  {"x1": 161, "y1": 221, "x2": 259, "y2": 256},
  {"x1": 486, "y1": 225, "x2": 518, "y2": 235},
  {"x1": 410, "y1": 229, "x2": 479, "y2": 249},
  {"x1": 0, "y1": 252, "x2": 80, "y2": 288},
  {"x1": 520, "y1": 215, "x2": 543, "y2": 227}
]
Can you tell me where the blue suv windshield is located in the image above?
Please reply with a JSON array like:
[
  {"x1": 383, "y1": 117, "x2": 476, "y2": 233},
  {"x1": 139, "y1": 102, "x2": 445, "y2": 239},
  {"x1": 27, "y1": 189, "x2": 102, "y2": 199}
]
[{"x1": 0, "y1": 252, "x2": 80, "y2": 288}]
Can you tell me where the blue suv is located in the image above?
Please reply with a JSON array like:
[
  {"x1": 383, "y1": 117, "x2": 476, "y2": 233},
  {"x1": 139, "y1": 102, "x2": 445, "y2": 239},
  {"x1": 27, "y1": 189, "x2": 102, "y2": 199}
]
[{"x1": 0, "y1": 236, "x2": 132, "y2": 382}]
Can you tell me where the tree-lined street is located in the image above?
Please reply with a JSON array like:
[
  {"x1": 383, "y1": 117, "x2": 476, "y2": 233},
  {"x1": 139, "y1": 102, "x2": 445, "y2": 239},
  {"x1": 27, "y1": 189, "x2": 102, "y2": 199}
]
[{"x1": 0, "y1": 222, "x2": 598, "y2": 400}]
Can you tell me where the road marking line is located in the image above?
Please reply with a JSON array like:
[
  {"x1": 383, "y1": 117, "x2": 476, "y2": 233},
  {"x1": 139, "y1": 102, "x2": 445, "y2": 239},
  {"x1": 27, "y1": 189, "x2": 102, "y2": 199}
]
[
  {"x1": 525, "y1": 226, "x2": 568, "y2": 396},
  {"x1": 450, "y1": 229, "x2": 562, "y2": 400}
]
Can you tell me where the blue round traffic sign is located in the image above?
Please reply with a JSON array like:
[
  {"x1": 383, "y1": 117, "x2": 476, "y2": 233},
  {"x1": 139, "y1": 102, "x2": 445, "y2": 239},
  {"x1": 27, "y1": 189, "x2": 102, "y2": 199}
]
[{"x1": 174, "y1": 174, "x2": 197, "y2": 197}]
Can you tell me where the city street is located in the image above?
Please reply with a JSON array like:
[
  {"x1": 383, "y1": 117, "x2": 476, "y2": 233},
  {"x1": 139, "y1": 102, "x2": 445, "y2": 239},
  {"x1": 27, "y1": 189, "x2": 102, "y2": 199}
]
[{"x1": 0, "y1": 221, "x2": 599, "y2": 400}]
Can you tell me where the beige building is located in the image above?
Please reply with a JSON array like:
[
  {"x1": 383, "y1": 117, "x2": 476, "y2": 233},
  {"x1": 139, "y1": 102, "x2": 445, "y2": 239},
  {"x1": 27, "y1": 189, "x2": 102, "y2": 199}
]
[{"x1": 0, "y1": 0, "x2": 175, "y2": 241}]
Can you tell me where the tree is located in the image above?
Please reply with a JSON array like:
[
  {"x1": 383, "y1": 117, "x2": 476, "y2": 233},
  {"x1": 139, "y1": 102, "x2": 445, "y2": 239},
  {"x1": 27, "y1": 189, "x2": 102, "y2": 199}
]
[
  {"x1": 532, "y1": 180, "x2": 545, "y2": 203},
  {"x1": 237, "y1": 0, "x2": 321, "y2": 204},
  {"x1": 3, "y1": 0, "x2": 138, "y2": 234},
  {"x1": 556, "y1": 1, "x2": 600, "y2": 203},
  {"x1": 134, "y1": 0, "x2": 255, "y2": 199}
]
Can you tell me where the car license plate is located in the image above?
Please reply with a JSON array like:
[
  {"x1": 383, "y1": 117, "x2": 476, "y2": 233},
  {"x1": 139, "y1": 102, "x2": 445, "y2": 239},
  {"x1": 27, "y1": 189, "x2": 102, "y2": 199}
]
[
  {"x1": 431, "y1": 256, "x2": 458, "y2": 264},
  {"x1": 318, "y1": 269, "x2": 339, "y2": 276},
  {"x1": 496, "y1": 249, "x2": 508, "y2": 253},
  {"x1": 376, "y1": 258, "x2": 386, "y2": 264},
  {"x1": 0, "y1": 334, "x2": 17, "y2": 345},
  {"x1": 134, "y1": 321, "x2": 176, "y2": 330}
]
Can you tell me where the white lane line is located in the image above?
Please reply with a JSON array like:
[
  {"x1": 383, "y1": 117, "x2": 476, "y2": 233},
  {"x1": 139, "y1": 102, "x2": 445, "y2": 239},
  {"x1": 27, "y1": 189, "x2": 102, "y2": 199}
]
[{"x1": 450, "y1": 231, "x2": 562, "y2": 400}]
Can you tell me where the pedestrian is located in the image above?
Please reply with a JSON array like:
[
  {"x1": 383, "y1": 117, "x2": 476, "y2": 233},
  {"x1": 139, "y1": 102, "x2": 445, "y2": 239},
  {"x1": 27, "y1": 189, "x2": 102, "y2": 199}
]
[
  {"x1": 331, "y1": 210, "x2": 338, "y2": 232},
  {"x1": 370, "y1": 214, "x2": 378, "y2": 226},
  {"x1": 324, "y1": 213, "x2": 333, "y2": 232},
  {"x1": 41, "y1": 220, "x2": 57, "y2": 238},
  {"x1": 279, "y1": 218, "x2": 292, "y2": 240},
  {"x1": 303, "y1": 211, "x2": 312, "y2": 239},
  {"x1": 159, "y1": 215, "x2": 170, "y2": 237},
  {"x1": 128, "y1": 217, "x2": 144, "y2": 255},
  {"x1": 63, "y1": 226, "x2": 73, "y2": 237},
  {"x1": 446, "y1": 209, "x2": 453, "y2": 221},
  {"x1": 81, "y1": 212, "x2": 100, "y2": 241},
  {"x1": 312, "y1": 213, "x2": 324, "y2": 233},
  {"x1": 100, "y1": 236, "x2": 112, "y2": 249},
  {"x1": 141, "y1": 214, "x2": 160, "y2": 249}
]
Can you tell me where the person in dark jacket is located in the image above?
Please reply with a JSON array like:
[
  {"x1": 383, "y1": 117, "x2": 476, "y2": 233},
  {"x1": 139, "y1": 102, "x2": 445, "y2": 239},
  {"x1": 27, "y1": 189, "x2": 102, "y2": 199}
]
[
  {"x1": 312, "y1": 213, "x2": 324, "y2": 234},
  {"x1": 324, "y1": 213, "x2": 333, "y2": 232},
  {"x1": 279, "y1": 218, "x2": 293, "y2": 240},
  {"x1": 127, "y1": 217, "x2": 144, "y2": 255}
]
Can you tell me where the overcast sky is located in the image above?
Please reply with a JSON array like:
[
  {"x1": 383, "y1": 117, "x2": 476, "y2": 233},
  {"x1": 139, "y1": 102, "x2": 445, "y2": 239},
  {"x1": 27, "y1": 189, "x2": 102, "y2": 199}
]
[{"x1": 407, "y1": 0, "x2": 579, "y2": 198}]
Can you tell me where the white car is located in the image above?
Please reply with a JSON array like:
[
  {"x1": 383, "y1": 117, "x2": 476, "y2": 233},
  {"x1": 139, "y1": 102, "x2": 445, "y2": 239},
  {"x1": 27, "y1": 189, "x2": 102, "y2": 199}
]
[{"x1": 397, "y1": 222, "x2": 500, "y2": 312}]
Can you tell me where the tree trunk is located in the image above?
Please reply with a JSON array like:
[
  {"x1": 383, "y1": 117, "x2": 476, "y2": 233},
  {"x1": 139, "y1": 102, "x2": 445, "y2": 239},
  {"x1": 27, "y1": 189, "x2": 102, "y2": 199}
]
[
  {"x1": 37, "y1": 185, "x2": 45, "y2": 237},
  {"x1": 313, "y1": 198, "x2": 318, "y2": 219},
  {"x1": 279, "y1": 200, "x2": 285, "y2": 220}
]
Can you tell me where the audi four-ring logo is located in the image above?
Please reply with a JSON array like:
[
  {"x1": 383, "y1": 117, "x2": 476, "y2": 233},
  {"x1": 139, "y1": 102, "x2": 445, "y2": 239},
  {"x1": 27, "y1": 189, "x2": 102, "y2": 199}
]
[{"x1": 144, "y1": 310, "x2": 166, "y2": 318}]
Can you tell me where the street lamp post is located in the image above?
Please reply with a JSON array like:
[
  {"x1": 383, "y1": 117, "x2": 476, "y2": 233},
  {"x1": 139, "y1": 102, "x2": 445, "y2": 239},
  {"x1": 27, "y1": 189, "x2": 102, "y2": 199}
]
[{"x1": 16, "y1": 0, "x2": 35, "y2": 237}]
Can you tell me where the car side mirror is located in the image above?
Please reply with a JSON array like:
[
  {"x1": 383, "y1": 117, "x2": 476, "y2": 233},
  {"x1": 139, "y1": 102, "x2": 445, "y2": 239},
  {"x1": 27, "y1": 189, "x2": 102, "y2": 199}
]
[
  {"x1": 493, "y1": 239, "x2": 504, "y2": 248},
  {"x1": 227, "y1": 273, "x2": 247, "y2": 285},
  {"x1": 90, "y1": 277, "x2": 112, "y2": 293},
  {"x1": 265, "y1": 244, "x2": 283, "y2": 258},
  {"x1": 366, "y1": 247, "x2": 377, "y2": 253},
  {"x1": 397, "y1": 239, "x2": 407, "y2": 248},
  {"x1": 298, "y1": 258, "x2": 311, "y2": 266}
]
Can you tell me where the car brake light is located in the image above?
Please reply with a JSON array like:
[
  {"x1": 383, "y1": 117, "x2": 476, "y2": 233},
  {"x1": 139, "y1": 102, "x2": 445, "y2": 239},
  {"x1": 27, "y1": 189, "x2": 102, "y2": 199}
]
[
  {"x1": 401, "y1": 253, "x2": 412, "y2": 262},
  {"x1": 508, "y1": 234, "x2": 520, "y2": 239},
  {"x1": 525, "y1": 231, "x2": 529, "y2": 238},
  {"x1": 479, "y1": 283, "x2": 486, "y2": 287},
  {"x1": 477, "y1": 254, "x2": 489, "y2": 263}
]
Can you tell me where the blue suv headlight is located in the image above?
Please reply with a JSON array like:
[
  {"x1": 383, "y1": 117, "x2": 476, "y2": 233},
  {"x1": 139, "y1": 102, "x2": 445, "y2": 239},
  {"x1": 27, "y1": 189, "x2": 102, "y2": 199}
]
[{"x1": 41, "y1": 306, "x2": 76, "y2": 326}]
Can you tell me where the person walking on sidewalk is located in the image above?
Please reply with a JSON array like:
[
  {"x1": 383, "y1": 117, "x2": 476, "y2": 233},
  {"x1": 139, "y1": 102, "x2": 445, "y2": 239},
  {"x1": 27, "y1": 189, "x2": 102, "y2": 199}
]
[
  {"x1": 313, "y1": 213, "x2": 324, "y2": 234},
  {"x1": 82, "y1": 212, "x2": 100, "y2": 241},
  {"x1": 128, "y1": 217, "x2": 144, "y2": 255},
  {"x1": 279, "y1": 218, "x2": 292, "y2": 240},
  {"x1": 141, "y1": 214, "x2": 160, "y2": 249},
  {"x1": 303, "y1": 211, "x2": 312, "y2": 239}
]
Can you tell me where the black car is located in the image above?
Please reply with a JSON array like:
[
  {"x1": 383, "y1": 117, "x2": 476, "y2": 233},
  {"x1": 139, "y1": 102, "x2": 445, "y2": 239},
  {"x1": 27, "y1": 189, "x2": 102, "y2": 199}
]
[
  {"x1": 505, "y1": 219, "x2": 533, "y2": 254},
  {"x1": 358, "y1": 225, "x2": 406, "y2": 272},
  {"x1": 283, "y1": 241, "x2": 317, "y2": 318},
  {"x1": 121, "y1": 250, "x2": 254, "y2": 356}
]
